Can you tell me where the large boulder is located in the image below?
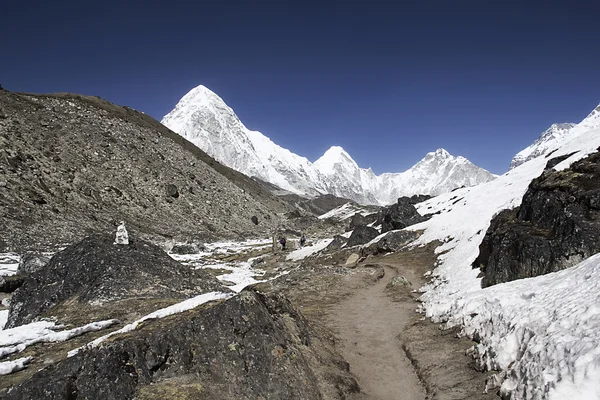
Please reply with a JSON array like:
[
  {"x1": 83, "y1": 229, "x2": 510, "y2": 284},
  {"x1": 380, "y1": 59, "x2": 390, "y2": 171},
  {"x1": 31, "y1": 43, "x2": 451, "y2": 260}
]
[
  {"x1": 4, "y1": 289, "x2": 356, "y2": 400},
  {"x1": 475, "y1": 150, "x2": 600, "y2": 287},
  {"x1": 378, "y1": 196, "x2": 430, "y2": 233},
  {"x1": 346, "y1": 225, "x2": 380, "y2": 247},
  {"x1": 6, "y1": 234, "x2": 225, "y2": 328}
]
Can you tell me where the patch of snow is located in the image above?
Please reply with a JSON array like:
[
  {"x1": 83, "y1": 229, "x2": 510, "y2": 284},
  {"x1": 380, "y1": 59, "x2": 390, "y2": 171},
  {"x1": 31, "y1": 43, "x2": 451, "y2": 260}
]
[
  {"x1": 410, "y1": 110, "x2": 600, "y2": 400},
  {"x1": 68, "y1": 291, "x2": 232, "y2": 357},
  {"x1": 0, "y1": 356, "x2": 32, "y2": 376},
  {"x1": 286, "y1": 239, "x2": 333, "y2": 261},
  {"x1": 0, "y1": 319, "x2": 118, "y2": 360},
  {"x1": 318, "y1": 203, "x2": 374, "y2": 220},
  {"x1": 0, "y1": 253, "x2": 20, "y2": 276},
  {"x1": 0, "y1": 311, "x2": 7, "y2": 330},
  {"x1": 216, "y1": 262, "x2": 267, "y2": 292}
]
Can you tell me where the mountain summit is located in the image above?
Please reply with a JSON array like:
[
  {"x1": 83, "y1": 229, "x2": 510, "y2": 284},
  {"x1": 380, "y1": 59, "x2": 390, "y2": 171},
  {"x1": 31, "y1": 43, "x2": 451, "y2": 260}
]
[{"x1": 162, "y1": 85, "x2": 496, "y2": 205}]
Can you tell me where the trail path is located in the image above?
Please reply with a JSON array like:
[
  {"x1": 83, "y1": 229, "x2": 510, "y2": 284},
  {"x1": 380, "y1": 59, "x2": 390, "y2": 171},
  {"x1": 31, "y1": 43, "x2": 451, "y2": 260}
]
[{"x1": 328, "y1": 265, "x2": 426, "y2": 400}]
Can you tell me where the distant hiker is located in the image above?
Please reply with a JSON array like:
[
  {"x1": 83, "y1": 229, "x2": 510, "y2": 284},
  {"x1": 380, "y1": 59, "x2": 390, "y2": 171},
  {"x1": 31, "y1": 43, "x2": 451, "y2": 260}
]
[
  {"x1": 300, "y1": 234, "x2": 306, "y2": 247},
  {"x1": 114, "y1": 221, "x2": 129, "y2": 245},
  {"x1": 279, "y1": 237, "x2": 286, "y2": 250}
]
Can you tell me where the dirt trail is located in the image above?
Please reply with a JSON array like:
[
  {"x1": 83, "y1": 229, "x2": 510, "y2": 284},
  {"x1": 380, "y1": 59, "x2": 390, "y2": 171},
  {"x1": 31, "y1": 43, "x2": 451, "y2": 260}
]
[{"x1": 328, "y1": 265, "x2": 426, "y2": 400}]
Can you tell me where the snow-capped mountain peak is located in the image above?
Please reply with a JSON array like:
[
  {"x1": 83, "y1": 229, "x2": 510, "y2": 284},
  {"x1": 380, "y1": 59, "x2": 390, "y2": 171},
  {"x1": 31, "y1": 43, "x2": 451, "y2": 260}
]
[
  {"x1": 510, "y1": 123, "x2": 577, "y2": 170},
  {"x1": 162, "y1": 85, "x2": 497, "y2": 205},
  {"x1": 314, "y1": 146, "x2": 358, "y2": 172}
]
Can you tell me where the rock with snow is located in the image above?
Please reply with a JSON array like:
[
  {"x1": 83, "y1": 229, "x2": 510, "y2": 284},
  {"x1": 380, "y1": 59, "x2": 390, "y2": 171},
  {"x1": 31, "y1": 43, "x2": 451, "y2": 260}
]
[
  {"x1": 162, "y1": 85, "x2": 496, "y2": 205},
  {"x1": 413, "y1": 102, "x2": 600, "y2": 400},
  {"x1": 476, "y1": 150, "x2": 600, "y2": 287},
  {"x1": 5, "y1": 289, "x2": 358, "y2": 400},
  {"x1": 16, "y1": 253, "x2": 50, "y2": 275},
  {"x1": 362, "y1": 230, "x2": 419, "y2": 256},
  {"x1": 6, "y1": 234, "x2": 226, "y2": 328}
]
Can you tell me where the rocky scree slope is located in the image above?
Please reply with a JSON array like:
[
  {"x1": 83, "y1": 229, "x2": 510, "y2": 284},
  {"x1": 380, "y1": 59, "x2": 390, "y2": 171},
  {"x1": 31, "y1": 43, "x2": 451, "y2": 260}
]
[
  {"x1": 0, "y1": 88, "x2": 291, "y2": 252},
  {"x1": 162, "y1": 85, "x2": 496, "y2": 205},
  {"x1": 6, "y1": 234, "x2": 226, "y2": 328},
  {"x1": 475, "y1": 150, "x2": 600, "y2": 287}
]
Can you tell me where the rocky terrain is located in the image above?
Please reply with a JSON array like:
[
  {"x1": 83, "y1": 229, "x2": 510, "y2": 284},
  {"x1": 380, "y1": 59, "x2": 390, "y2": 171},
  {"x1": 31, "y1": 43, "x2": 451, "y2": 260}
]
[
  {"x1": 475, "y1": 150, "x2": 600, "y2": 286},
  {"x1": 0, "y1": 88, "x2": 292, "y2": 252}
]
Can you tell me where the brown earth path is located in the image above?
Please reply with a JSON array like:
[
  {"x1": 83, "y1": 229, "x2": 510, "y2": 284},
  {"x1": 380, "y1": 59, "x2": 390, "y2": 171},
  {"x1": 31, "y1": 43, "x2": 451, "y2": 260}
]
[
  {"x1": 323, "y1": 246, "x2": 499, "y2": 400},
  {"x1": 328, "y1": 264, "x2": 426, "y2": 400}
]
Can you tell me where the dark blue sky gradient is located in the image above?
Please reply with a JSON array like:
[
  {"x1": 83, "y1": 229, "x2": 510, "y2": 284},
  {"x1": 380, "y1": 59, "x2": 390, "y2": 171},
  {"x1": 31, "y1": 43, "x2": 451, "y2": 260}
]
[{"x1": 2, "y1": 0, "x2": 599, "y2": 174}]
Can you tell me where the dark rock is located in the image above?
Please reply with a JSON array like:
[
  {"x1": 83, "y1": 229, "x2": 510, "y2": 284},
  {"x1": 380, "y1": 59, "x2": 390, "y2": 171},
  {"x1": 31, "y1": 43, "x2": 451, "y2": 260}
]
[
  {"x1": 0, "y1": 275, "x2": 25, "y2": 293},
  {"x1": 6, "y1": 234, "x2": 225, "y2": 328},
  {"x1": 475, "y1": 151, "x2": 600, "y2": 287},
  {"x1": 17, "y1": 252, "x2": 50, "y2": 275},
  {"x1": 5, "y1": 289, "x2": 347, "y2": 400},
  {"x1": 361, "y1": 230, "x2": 419, "y2": 256},
  {"x1": 347, "y1": 212, "x2": 377, "y2": 232},
  {"x1": 377, "y1": 196, "x2": 430, "y2": 233},
  {"x1": 346, "y1": 225, "x2": 379, "y2": 247},
  {"x1": 545, "y1": 152, "x2": 577, "y2": 170},
  {"x1": 165, "y1": 184, "x2": 179, "y2": 198},
  {"x1": 326, "y1": 235, "x2": 348, "y2": 251},
  {"x1": 251, "y1": 215, "x2": 259, "y2": 225}
]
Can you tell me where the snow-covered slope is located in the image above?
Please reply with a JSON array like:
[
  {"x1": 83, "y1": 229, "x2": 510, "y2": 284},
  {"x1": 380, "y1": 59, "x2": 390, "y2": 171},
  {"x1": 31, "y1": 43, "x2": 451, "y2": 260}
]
[
  {"x1": 162, "y1": 85, "x2": 496, "y2": 205},
  {"x1": 510, "y1": 123, "x2": 577, "y2": 169},
  {"x1": 406, "y1": 103, "x2": 600, "y2": 399}
]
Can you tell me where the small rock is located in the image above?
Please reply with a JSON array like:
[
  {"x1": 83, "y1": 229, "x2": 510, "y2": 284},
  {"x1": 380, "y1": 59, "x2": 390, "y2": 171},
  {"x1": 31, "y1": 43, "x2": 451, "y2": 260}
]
[
  {"x1": 251, "y1": 215, "x2": 259, "y2": 225},
  {"x1": 165, "y1": 184, "x2": 179, "y2": 198},
  {"x1": 386, "y1": 276, "x2": 412, "y2": 288}
]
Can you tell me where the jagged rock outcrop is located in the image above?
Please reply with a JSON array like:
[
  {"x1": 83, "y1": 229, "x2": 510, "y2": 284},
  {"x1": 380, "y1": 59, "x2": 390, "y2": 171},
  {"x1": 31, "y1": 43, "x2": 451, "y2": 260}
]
[
  {"x1": 0, "y1": 89, "x2": 291, "y2": 251},
  {"x1": 346, "y1": 225, "x2": 379, "y2": 247},
  {"x1": 4, "y1": 289, "x2": 358, "y2": 400},
  {"x1": 347, "y1": 212, "x2": 378, "y2": 232},
  {"x1": 475, "y1": 151, "x2": 600, "y2": 287},
  {"x1": 378, "y1": 196, "x2": 431, "y2": 233},
  {"x1": 7, "y1": 234, "x2": 225, "y2": 328}
]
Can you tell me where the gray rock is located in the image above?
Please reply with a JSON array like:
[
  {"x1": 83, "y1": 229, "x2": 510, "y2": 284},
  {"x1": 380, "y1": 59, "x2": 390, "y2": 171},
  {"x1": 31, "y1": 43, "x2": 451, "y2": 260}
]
[
  {"x1": 251, "y1": 215, "x2": 259, "y2": 225},
  {"x1": 386, "y1": 276, "x2": 412, "y2": 288},
  {"x1": 17, "y1": 253, "x2": 50, "y2": 275},
  {"x1": 165, "y1": 183, "x2": 179, "y2": 198}
]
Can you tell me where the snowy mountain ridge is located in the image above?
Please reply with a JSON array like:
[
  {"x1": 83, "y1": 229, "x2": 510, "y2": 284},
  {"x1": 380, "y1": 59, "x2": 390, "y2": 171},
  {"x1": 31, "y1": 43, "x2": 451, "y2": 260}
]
[
  {"x1": 510, "y1": 104, "x2": 600, "y2": 170},
  {"x1": 162, "y1": 85, "x2": 496, "y2": 205}
]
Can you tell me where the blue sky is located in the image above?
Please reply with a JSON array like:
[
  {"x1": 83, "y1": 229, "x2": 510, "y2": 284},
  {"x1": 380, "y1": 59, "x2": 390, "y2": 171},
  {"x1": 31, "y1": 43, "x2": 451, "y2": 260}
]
[{"x1": 2, "y1": 0, "x2": 599, "y2": 175}]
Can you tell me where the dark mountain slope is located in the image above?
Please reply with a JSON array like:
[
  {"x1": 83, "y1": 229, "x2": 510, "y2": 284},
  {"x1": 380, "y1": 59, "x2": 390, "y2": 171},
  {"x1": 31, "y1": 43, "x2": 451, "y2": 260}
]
[{"x1": 0, "y1": 89, "x2": 291, "y2": 251}]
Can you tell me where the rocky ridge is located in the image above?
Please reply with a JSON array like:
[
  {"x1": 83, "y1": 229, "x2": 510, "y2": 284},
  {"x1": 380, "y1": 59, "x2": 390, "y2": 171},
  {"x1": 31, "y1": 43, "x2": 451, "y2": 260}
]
[{"x1": 0, "y1": 89, "x2": 292, "y2": 252}]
